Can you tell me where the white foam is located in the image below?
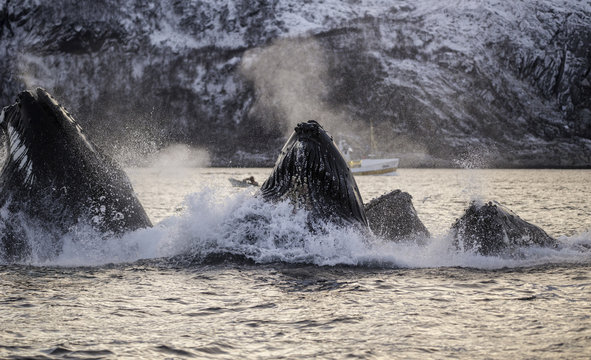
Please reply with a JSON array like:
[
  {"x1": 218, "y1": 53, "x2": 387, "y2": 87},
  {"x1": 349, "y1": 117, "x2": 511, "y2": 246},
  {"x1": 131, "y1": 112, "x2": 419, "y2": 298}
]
[{"x1": 6, "y1": 188, "x2": 585, "y2": 268}]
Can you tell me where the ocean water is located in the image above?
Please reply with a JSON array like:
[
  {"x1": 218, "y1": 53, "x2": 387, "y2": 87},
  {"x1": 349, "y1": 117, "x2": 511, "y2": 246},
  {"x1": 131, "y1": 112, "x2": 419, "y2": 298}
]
[{"x1": 1, "y1": 168, "x2": 590, "y2": 359}]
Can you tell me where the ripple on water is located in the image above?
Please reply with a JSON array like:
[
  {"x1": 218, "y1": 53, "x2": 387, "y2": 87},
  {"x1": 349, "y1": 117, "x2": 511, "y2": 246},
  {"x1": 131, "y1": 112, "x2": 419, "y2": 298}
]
[
  {"x1": 44, "y1": 345, "x2": 115, "y2": 358},
  {"x1": 193, "y1": 347, "x2": 227, "y2": 355},
  {"x1": 155, "y1": 344, "x2": 197, "y2": 357},
  {"x1": 1, "y1": 169, "x2": 590, "y2": 359}
]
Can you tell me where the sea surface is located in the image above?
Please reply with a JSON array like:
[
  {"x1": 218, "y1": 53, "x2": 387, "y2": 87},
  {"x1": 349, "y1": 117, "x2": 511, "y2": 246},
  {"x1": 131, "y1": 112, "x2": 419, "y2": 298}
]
[{"x1": 1, "y1": 168, "x2": 591, "y2": 359}]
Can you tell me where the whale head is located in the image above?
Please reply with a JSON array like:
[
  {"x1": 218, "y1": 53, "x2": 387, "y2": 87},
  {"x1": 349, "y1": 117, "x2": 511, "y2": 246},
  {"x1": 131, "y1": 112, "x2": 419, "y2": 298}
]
[
  {"x1": 0, "y1": 88, "x2": 151, "y2": 235},
  {"x1": 0, "y1": 88, "x2": 101, "y2": 189},
  {"x1": 261, "y1": 120, "x2": 368, "y2": 228}
]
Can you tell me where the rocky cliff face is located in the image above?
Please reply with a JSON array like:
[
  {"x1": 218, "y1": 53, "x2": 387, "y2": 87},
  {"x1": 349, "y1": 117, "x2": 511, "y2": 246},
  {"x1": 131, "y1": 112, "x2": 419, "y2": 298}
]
[{"x1": 1, "y1": 0, "x2": 590, "y2": 167}]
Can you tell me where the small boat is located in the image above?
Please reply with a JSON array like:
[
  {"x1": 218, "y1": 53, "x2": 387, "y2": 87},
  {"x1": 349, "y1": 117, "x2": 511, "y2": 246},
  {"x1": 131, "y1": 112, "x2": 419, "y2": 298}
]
[
  {"x1": 347, "y1": 158, "x2": 399, "y2": 176},
  {"x1": 339, "y1": 121, "x2": 399, "y2": 176},
  {"x1": 228, "y1": 177, "x2": 259, "y2": 187}
]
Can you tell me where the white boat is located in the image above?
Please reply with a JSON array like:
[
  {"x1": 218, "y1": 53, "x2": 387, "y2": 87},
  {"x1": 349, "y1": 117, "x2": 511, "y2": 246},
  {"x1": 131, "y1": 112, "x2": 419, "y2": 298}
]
[
  {"x1": 347, "y1": 158, "x2": 399, "y2": 176},
  {"x1": 338, "y1": 121, "x2": 399, "y2": 176},
  {"x1": 228, "y1": 177, "x2": 259, "y2": 187}
]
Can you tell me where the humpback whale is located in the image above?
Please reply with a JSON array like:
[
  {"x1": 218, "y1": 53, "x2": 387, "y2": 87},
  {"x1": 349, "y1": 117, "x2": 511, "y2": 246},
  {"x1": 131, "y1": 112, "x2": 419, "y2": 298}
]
[
  {"x1": 0, "y1": 88, "x2": 152, "y2": 261},
  {"x1": 451, "y1": 201, "x2": 557, "y2": 255},
  {"x1": 365, "y1": 190, "x2": 430, "y2": 242},
  {"x1": 260, "y1": 120, "x2": 368, "y2": 229}
]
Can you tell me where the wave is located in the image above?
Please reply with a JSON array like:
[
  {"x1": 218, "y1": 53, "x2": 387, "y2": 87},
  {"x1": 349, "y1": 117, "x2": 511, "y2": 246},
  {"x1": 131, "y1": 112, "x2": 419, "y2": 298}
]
[{"x1": 2, "y1": 188, "x2": 590, "y2": 268}]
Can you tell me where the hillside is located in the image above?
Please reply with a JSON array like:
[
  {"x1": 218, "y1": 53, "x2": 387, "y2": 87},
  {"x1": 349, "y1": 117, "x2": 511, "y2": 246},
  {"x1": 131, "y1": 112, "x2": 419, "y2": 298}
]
[{"x1": 1, "y1": 0, "x2": 590, "y2": 167}]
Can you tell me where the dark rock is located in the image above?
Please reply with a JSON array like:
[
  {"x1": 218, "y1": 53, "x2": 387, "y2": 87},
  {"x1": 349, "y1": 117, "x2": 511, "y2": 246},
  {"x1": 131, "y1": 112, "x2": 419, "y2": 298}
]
[
  {"x1": 451, "y1": 201, "x2": 557, "y2": 256},
  {"x1": 1, "y1": 1, "x2": 589, "y2": 167},
  {"x1": 365, "y1": 190, "x2": 430, "y2": 242}
]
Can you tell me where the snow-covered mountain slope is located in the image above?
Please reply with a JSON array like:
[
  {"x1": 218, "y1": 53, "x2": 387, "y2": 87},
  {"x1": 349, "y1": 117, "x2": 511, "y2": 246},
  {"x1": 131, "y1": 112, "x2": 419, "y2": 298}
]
[{"x1": 1, "y1": 0, "x2": 590, "y2": 167}]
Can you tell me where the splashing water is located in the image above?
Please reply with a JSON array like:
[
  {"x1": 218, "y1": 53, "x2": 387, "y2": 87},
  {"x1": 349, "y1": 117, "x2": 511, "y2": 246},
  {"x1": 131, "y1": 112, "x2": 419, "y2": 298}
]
[{"x1": 3, "y1": 182, "x2": 587, "y2": 269}]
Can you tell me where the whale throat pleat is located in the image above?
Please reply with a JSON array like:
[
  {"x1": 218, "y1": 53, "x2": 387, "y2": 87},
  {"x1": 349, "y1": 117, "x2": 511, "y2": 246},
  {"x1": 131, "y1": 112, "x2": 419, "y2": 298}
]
[{"x1": 1, "y1": 108, "x2": 36, "y2": 187}]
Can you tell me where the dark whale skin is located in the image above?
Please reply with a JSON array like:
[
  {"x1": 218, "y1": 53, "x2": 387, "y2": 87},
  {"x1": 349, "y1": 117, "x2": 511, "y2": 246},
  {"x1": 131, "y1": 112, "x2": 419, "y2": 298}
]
[
  {"x1": 260, "y1": 120, "x2": 368, "y2": 229},
  {"x1": 451, "y1": 201, "x2": 557, "y2": 256},
  {"x1": 365, "y1": 189, "x2": 430, "y2": 242},
  {"x1": 0, "y1": 88, "x2": 151, "y2": 261}
]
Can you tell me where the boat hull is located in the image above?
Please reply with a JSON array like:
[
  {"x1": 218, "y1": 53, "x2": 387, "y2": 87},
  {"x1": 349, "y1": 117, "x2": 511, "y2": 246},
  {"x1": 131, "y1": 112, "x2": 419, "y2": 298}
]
[{"x1": 349, "y1": 158, "x2": 399, "y2": 176}]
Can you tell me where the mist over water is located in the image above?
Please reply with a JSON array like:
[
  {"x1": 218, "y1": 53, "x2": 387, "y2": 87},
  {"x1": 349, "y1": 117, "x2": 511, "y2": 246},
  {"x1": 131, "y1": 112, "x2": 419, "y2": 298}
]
[
  {"x1": 146, "y1": 144, "x2": 211, "y2": 169},
  {"x1": 17, "y1": 53, "x2": 55, "y2": 92},
  {"x1": 240, "y1": 38, "x2": 360, "y2": 138}
]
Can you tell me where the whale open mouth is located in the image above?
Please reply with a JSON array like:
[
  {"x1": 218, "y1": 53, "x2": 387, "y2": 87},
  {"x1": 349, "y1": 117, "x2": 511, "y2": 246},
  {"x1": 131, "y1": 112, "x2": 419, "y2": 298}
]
[
  {"x1": 261, "y1": 120, "x2": 368, "y2": 228},
  {"x1": 1, "y1": 88, "x2": 152, "y2": 263}
]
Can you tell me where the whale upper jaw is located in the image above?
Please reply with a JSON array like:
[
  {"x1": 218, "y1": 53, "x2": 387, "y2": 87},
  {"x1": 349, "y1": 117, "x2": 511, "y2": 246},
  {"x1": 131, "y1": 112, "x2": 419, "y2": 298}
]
[{"x1": 261, "y1": 120, "x2": 368, "y2": 228}]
